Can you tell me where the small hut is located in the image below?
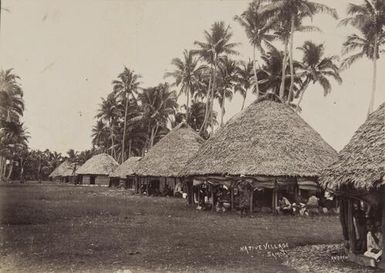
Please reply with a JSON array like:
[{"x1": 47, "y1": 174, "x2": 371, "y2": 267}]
[
  {"x1": 109, "y1": 157, "x2": 141, "y2": 189},
  {"x1": 180, "y1": 97, "x2": 338, "y2": 212},
  {"x1": 320, "y1": 103, "x2": 385, "y2": 268},
  {"x1": 134, "y1": 123, "x2": 204, "y2": 196},
  {"x1": 76, "y1": 153, "x2": 118, "y2": 186},
  {"x1": 49, "y1": 160, "x2": 77, "y2": 183}
]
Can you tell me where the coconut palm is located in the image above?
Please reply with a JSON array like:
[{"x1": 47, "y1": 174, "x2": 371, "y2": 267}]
[
  {"x1": 95, "y1": 94, "x2": 120, "y2": 159},
  {"x1": 340, "y1": 0, "x2": 385, "y2": 115},
  {"x1": 216, "y1": 57, "x2": 238, "y2": 126},
  {"x1": 235, "y1": 0, "x2": 275, "y2": 98},
  {"x1": 0, "y1": 69, "x2": 24, "y2": 123},
  {"x1": 112, "y1": 67, "x2": 141, "y2": 162},
  {"x1": 194, "y1": 21, "x2": 238, "y2": 134},
  {"x1": 296, "y1": 41, "x2": 342, "y2": 111},
  {"x1": 139, "y1": 83, "x2": 178, "y2": 149},
  {"x1": 262, "y1": 0, "x2": 338, "y2": 102},
  {"x1": 235, "y1": 60, "x2": 253, "y2": 110},
  {"x1": 165, "y1": 50, "x2": 204, "y2": 120}
]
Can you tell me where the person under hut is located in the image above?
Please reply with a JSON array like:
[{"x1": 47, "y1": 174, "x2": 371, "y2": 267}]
[
  {"x1": 364, "y1": 220, "x2": 383, "y2": 261},
  {"x1": 276, "y1": 194, "x2": 292, "y2": 215},
  {"x1": 238, "y1": 181, "x2": 250, "y2": 217}
]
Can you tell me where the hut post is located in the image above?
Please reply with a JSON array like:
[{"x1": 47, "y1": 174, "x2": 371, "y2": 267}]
[
  {"x1": 250, "y1": 188, "x2": 254, "y2": 213},
  {"x1": 347, "y1": 199, "x2": 356, "y2": 254},
  {"x1": 210, "y1": 183, "x2": 215, "y2": 212},
  {"x1": 146, "y1": 177, "x2": 150, "y2": 196},
  {"x1": 272, "y1": 180, "x2": 278, "y2": 213},
  {"x1": 379, "y1": 190, "x2": 385, "y2": 269},
  {"x1": 231, "y1": 187, "x2": 234, "y2": 211},
  {"x1": 197, "y1": 184, "x2": 201, "y2": 205}
]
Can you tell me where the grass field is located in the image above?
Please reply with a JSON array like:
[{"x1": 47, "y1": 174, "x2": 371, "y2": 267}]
[{"x1": 0, "y1": 182, "x2": 343, "y2": 273}]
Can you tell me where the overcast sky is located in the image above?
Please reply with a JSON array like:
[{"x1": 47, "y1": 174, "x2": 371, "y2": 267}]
[{"x1": 1, "y1": 0, "x2": 384, "y2": 154}]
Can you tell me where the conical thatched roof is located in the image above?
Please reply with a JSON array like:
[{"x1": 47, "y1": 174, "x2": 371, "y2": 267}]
[
  {"x1": 320, "y1": 103, "x2": 385, "y2": 191},
  {"x1": 76, "y1": 153, "x2": 118, "y2": 175},
  {"x1": 180, "y1": 99, "x2": 338, "y2": 178},
  {"x1": 134, "y1": 123, "x2": 204, "y2": 177},
  {"x1": 110, "y1": 157, "x2": 141, "y2": 178},
  {"x1": 49, "y1": 160, "x2": 75, "y2": 178}
]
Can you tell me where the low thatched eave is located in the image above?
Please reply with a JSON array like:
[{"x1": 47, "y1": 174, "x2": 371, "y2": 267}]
[
  {"x1": 180, "y1": 99, "x2": 338, "y2": 178},
  {"x1": 76, "y1": 153, "x2": 118, "y2": 176},
  {"x1": 110, "y1": 157, "x2": 141, "y2": 178},
  {"x1": 320, "y1": 103, "x2": 385, "y2": 191},
  {"x1": 134, "y1": 123, "x2": 204, "y2": 177},
  {"x1": 49, "y1": 160, "x2": 76, "y2": 178}
]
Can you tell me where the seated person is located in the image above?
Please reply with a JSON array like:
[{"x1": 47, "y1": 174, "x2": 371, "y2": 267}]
[
  {"x1": 277, "y1": 195, "x2": 292, "y2": 214},
  {"x1": 307, "y1": 194, "x2": 320, "y2": 215},
  {"x1": 364, "y1": 221, "x2": 383, "y2": 261}
]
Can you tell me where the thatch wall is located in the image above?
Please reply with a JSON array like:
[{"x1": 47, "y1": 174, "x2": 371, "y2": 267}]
[
  {"x1": 110, "y1": 157, "x2": 141, "y2": 178},
  {"x1": 180, "y1": 100, "x2": 337, "y2": 178},
  {"x1": 320, "y1": 103, "x2": 385, "y2": 191},
  {"x1": 134, "y1": 123, "x2": 204, "y2": 177},
  {"x1": 76, "y1": 153, "x2": 118, "y2": 176}
]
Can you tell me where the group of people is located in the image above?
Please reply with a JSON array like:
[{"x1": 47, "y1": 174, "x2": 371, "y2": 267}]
[{"x1": 276, "y1": 192, "x2": 336, "y2": 216}]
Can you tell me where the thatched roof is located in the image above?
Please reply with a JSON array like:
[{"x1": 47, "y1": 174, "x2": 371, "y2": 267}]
[
  {"x1": 76, "y1": 153, "x2": 118, "y2": 175},
  {"x1": 110, "y1": 157, "x2": 141, "y2": 178},
  {"x1": 320, "y1": 103, "x2": 385, "y2": 191},
  {"x1": 134, "y1": 123, "x2": 204, "y2": 177},
  {"x1": 180, "y1": 99, "x2": 338, "y2": 178},
  {"x1": 49, "y1": 160, "x2": 75, "y2": 177}
]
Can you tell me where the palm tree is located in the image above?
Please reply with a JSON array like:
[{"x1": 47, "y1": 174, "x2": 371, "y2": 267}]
[
  {"x1": 96, "y1": 94, "x2": 120, "y2": 159},
  {"x1": 235, "y1": 60, "x2": 253, "y2": 110},
  {"x1": 165, "y1": 50, "x2": 204, "y2": 120},
  {"x1": 194, "y1": 21, "x2": 238, "y2": 134},
  {"x1": 216, "y1": 57, "x2": 238, "y2": 126},
  {"x1": 112, "y1": 67, "x2": 141, "y2": 162},
  {"x1": 296, "y1": 41, "x2": 342, "y2": 111},
  {"x1": 340, "y1": 0, "x2": 385, "y2": 115},
  {"x1": 263, "y1": 0, "x2": 338, "y2": 102},
  {"x1": 0, "y1": 69, "x2": 24, "y2": 123},
  {"x1": 139, "y1": 83, "x2": 178, "y2": 149},
  {"x1": 235, "y1": 0, "x2": 275, "y2": 98}
]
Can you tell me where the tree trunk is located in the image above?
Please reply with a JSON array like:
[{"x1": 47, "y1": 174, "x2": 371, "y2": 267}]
[
  {"x1": 241, "y1": 95, "x2": 246, "y2": 110},
  {"x1": 279, "y1": 38, "x2": 289, "y2": 99},
  {"x1": 209, "y1": 61, "x2": 217, "y2": 135},
  {"x1": 186, "y1": 87, "x2": 190, "y2": 121},
  {"x1": 122, "y1": 93, "x2": 130, "y2": 163},
  {"x1": 110, "y1": 119, "x2": 116, "y2": 159},
  {"x1": 288, "y1": 16, "x2": 295, "y2": 104},
  {"x1": 128, "y1": 138, "x2": 132, "y2": 158},
  {"x1": 199, "y1": 72, "x2": 212, "y2": 134},
  {"x1": 6, "y1": 161, "x2": 13, "y2": 180},
  {"x1": 220, "y1": 99, "x2": 225, "y2": 127},
  {"x1": 368, "y1": 35, "x2": 377, "y2": 116},
  {"x1": 253, "y1": 45, "x2": 260, "y2": 99},
  {"x1": 295, "y1": 79, "x2": 310, "y2": 112}
]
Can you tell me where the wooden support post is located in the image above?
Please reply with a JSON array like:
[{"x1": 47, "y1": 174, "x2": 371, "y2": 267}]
[
  {"x1": 197, "y1": 185, "x2": 201, "y2": 205},
  {"x1": 347, "y1": 199, "x2": 356, "y2": 253},
  {"x1": 188, "y1": 179, "x2": 193, "y2": 206},
  {"x1": 211, "y1": 184, "x2": 215, "y2": 212},
  {"x1": 378, "y1": 197, "x2": 385, "y2": 269},
  {"x1": 231, "y1": 187, "x2": 234, "y2": 211},
  {"x1": 250, "y1": 188, "x2": 254, "y2": 214},
  {"x1": 272, "y1": 181, "x2": 278, "y2": 214}
]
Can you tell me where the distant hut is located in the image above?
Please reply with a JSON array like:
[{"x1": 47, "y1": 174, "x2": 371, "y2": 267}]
[
  {"x1": 49, "y1": 160, "x2": 77, "y2": 183},
  {"x1": 320, "y1": 103, "x2": 385, "y2": 268},
  {"x1": 180, "y1": 97, "x2": 338, "y2": 212},
  {"x1": 76, "y1": 153, "x2": 118, "y2": 186},
  {"x1": 134, "y1": 123, "x2": 204, "y2": 196},
  {"x1": 109, "y1": 157, "x2": 141, "y2": 189}
]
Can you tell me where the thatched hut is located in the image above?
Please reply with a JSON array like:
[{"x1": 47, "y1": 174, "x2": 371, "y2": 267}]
[
  {"x1": 320, "y1": 103, "x2": 385, "y2": 268},
  {"x1": 134, "y1": 123, "x2": 204, "y2": 196},
  {"x1": 109, "y1": 157, "x2": 141, "y2": 189},
  {"x1": 76, "y1": 153, "x2": 118, "y2": 186},
  {"x1": 180, "y1": 98, "x2": 338, "y2": 212},
  {"x1": 49, "y1": 160, "x2": 77, "y2": 183}
]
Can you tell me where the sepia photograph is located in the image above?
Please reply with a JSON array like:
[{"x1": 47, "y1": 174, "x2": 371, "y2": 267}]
[{"x1": 0, "y1": 0, "x2": 384, "y2": 272}]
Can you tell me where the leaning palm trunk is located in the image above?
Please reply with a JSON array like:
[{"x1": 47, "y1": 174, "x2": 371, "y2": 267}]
[
  {"x1": 121, "y1": 95, "x2": 129, "y2": 163},
  {"x1": 241, "y1": 95, "x2": 246, "y2": 110},
  {"x1": 220, "y1": 99, "x2": 225, "y2": 127},
  {"x1": 288, "y1": 16, "x2": 295, "y2": 103},
  {"x1": 253, "y1": 45, "x2": 260, "y2": 99},
  {"x1": 368, "y1": 36, "x2": 377, "y2": 116},
  {"x1": 6, "y1": 161, "x2": 13, "y2": 180},
  {"x1": 199, "y1": 73, "x2": 212, "y2": 134},
  {"x1": 279, "y1": 38, "x2": 289, "y2": 99},
  {"x1": 296, "y1": 78, "x2": 310, "y2": 112}
]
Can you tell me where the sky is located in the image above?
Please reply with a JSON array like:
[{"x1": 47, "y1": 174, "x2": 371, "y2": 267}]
[{"x1": 0, "y1": 0, "x2": 384, "y2": 154}]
